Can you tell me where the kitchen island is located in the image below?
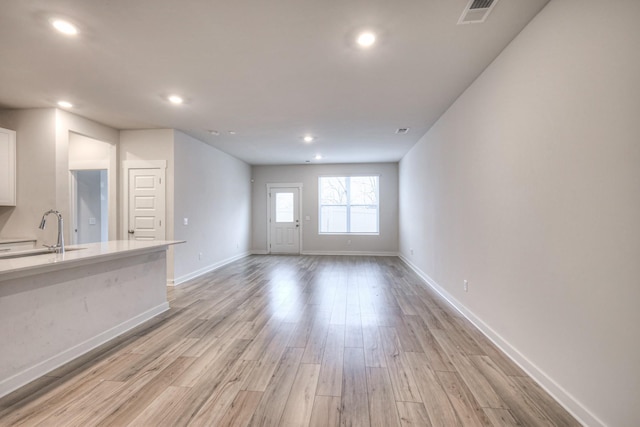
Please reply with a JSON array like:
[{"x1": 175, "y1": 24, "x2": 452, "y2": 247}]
[{"x1": 0, "y1": 240, "x2": 182, "y2": 398}]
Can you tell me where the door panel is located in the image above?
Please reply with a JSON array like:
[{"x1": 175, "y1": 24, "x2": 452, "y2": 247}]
[
  {"x1": 128, "y1": 168, "x2": 165, "y2": 241},
  {"x1": 134, "y1": 196, "x2": 155, "y2": 209},
  {"x1": 269, "y1": 187, "x2": 300, "y2": 254},
  {"x1": 134, "y1": 216, "x2": 155, "y2": 229}
]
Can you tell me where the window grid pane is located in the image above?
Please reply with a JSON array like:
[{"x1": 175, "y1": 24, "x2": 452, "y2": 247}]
[
  {"x1": 319, "y1": 176, "x2": 379, "y2": 234},
  {"x1": 350, "y1": 176, "x2": 378, "y2": 205},
  {"x1": 320, "y1": 177, "x2": 347, "y2": 205},
  {"x1": 320, "y1": 205, "x2": 347, "y2": 233},
  {"x1": 349, "y1": 205, "x2": 378, "y2": 233}
]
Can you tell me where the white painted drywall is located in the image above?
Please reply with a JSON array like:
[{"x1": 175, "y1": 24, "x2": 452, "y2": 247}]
[
  {"x1": 69, "y1": 132, "x2": 112, "y2": 167},
  {"x1": 399, "y1": 1, "x2": 640, "y2": 426},
  {"x1": 55, "y1": 110, "x2": 119, "y2": 242},
  {"x1": 0, "y1": 109, "x2": 57, "y2": 244},
  {"x1": 119, "y1": 129, "x2": 175, "y2": 241},
  {"x1": 119, "y1": 129, "x2": 175, "y2": 280},
  {"x1": 252, "y1": 163, "x2": 398, "y2": 254},
  {"x1": 172, "y1": 131, "x2": 251, "y2": 283},
  {"x1": 69, "y1": 132, "x2": 115, "y2": 243},
  {"x1": 0, "y1": 109, "x2": 118, "y2": 245}
]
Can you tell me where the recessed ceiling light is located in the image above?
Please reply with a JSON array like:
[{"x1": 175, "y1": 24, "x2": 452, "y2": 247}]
[
  {"x1": 51, "y1": 19, "x2": 78, "y2": 36},
  {"x1": 168, "y1": 95, "x2": 183, "y2": 104},
  {"x1": 356, "y1": 31, "x2": 376, "y2": 48},
  {"x1": 209, "y1": 130, "x2": 220, "y2": 136},
  {"x1": 315, "y1": 154, "x2": 323, "y2": 160},
  {"x1": 303, "y1": 135, "x2": 314, "y2": 143},
  {"x1": 228, "y1": 131, "x2": 236, "y2": 135},
  {"x1": 57, "y1": 100, "x2": 73, "y2": 108}
]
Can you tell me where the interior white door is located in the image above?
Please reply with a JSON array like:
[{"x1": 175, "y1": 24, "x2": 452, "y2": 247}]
[
  {"x1": 128, "y1": 168, "x2": 165, "y2": 241},
  {"x1": 269, "y1": 187, "x2": 300, "y2": 254}
]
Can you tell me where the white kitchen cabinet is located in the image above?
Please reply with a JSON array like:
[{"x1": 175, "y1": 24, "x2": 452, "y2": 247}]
[{"x1": 0, "y1": 127, "x2": 16, "y2": 206}]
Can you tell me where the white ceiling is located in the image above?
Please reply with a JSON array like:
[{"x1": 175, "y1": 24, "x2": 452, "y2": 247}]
[{"x1": 0, "y1": 0, "x2": 549, "y2": 165}]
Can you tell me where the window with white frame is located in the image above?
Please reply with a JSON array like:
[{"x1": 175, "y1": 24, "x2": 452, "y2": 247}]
[{"x1": 319, "y1": 175, "x2": 379, "y2": 234}]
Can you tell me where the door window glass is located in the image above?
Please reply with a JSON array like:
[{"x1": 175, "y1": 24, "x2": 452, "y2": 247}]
[{"x1": 276, "y1": 193, "x2": 294, "y2": 222}]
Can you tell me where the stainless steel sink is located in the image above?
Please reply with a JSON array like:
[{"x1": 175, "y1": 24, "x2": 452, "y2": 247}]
[{"x1": 0, "y1": 247, "x2": 86, "y2": 260}]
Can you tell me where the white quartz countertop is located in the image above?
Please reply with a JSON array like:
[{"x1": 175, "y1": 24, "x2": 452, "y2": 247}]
[{"x1": 0, "y1": 240, "x2": 184, "y2": 281}]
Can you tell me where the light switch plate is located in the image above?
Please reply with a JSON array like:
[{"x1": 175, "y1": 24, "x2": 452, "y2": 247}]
[{"x1": 183, "y1": 218, "x2": 188, "y2": 226}]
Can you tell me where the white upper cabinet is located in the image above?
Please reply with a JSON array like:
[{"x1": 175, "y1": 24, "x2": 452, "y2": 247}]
[{"x1": 0, "y1": 127, "x2": 16, "y2": 206}]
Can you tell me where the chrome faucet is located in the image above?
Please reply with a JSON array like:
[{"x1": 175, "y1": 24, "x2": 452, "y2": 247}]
[{"x1": 38, "y1": 210, "x2": 65, "y2": 253}]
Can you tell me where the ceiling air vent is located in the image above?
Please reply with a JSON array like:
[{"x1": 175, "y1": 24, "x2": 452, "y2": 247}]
[
  {"x1": 395, "y1": 128, "x2": 410, "y2": 135},
  {"x1": 458, "y1": 0, "x2": 499, "y2": 25}
]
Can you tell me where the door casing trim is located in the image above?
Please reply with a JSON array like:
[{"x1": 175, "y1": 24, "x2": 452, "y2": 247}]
[{"x1": 122, "y1": 160, "x2": 167, "y2": 240}]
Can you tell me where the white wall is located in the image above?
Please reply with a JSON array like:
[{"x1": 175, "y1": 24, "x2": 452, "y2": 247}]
[
  {"x1": 398, "y1": 1, "x2": 640, "y2": 426},
  {"x1": 0, "y1": 109, "x2": 118, "y2": 245},
  {"x1": 120, "y1": 129, "x2": 251, "y2": 285},
  {"x1": 69, "y1": 132, "x2": 116, "y2": 242},
  {"x1": 173, "y1": 131, "x2": 251, "y2": 284},
  {"x1": 119, "y1": 129, "x2": 175, "y2": 279},
  {"x1": 252, "y1": 163, "x2": 398, "y2": 255},
  {"x1": 119, "y1": 128, "x2": 175, "y2": 242},
  {"x1": 0, "y1": 109, "x2": 57, "y2": 244},
  {"x1": 55, "y1": 110, "x2": 119, "y2": 242},
  {"x1": 69, "y1": 132, "x2": 112, "y2": 167}
]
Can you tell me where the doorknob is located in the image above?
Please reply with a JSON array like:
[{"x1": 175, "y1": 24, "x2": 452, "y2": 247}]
[{"x1": 128, "y1": 230, "x2": 134, "y2": 234}]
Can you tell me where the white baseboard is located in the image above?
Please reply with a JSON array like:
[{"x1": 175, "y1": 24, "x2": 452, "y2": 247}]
[
  {"x1": 0, "y1": 302, "x2": 169, "y2": 399},
  {"x1": 170, "y1": 251, "x2": 251, "y2": 286},
  {"x1": 398, "y1": 254, "x2": 603, "y2": 427},
  {"x1": 301, "y1": 250, "x2": 399, "y2": 256},
  {"x1": 250, "y1": 250, "x2": 398, "y2": 257}
]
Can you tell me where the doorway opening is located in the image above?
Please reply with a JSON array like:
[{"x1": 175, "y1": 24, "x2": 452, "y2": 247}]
[{"x1": 70, "y1": 169, "x2": 108, "y2": 244}]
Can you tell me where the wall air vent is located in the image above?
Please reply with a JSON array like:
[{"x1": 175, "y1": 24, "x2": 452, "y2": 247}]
[
  {"x1": 395, "y1": 128, "x2": 410, "y2": 135},
  {"x1": 458, "y1": 0, "x2": 499, "y2": 25}
]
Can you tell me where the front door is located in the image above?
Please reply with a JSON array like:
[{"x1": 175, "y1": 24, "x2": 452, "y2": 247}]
[
  {"x1": 269, "y1": 187, "x2": 300, "y2": 254},
  {"x1": 128, "y1": 168, "x2": 165, "y2": 241}
]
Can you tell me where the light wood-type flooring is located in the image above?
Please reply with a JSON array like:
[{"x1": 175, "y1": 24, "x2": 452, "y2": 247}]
[{"x1": 0, "y1": 255, "x2": 580, "y2": 426}]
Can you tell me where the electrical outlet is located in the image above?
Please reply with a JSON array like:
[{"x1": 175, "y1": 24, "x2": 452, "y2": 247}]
[
  {"x1": 198, "y1": 252, "x2": 202, "y2": 260},
  {"x1": 183, "y1": 218, "x2": 189, "y2": 226},
  {"x1": 410, "y1": 248, "x2": 414, "y2": 255},
  {"x1": 464, "y1": 280, "x2": 468, "y2": 292}
]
